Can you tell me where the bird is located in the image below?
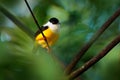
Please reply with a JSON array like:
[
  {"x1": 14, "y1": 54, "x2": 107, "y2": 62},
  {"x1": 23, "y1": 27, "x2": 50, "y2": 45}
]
[{"x1": 35, "y1": 17, "x2": 60, "y2": 50}]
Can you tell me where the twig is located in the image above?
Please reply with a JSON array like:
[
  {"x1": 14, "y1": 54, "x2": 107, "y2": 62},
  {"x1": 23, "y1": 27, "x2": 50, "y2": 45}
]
[
  {"x1": 68, "y1": 34, "x2": 120, "y2": 80},
  {"x1": 65, "y1": 8, "x2": 120, "y2": 74},
  {"x1": 24, "y1": 0, "x2": 50, "y2": 50},
  {"x1": 0, "y1": 5, "x2": 34, "y2": 39}
]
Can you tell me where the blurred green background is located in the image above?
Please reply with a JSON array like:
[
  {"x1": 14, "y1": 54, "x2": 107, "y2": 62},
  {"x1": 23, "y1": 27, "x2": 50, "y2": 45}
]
[{"x1": 0, "y1": 0, "x2": 120, "y2": 80}]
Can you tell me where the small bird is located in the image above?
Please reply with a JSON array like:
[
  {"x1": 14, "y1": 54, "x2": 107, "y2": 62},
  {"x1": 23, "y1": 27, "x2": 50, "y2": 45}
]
[{"x1": 35, "y1": 17, "x2": 60, "y2": 50}]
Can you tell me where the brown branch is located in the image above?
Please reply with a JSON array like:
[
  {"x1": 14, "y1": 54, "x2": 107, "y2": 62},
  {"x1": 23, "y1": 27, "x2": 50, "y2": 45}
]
[
  {"x1": 68, "y1": 34, "x2": 120, "y2": 80},
  {"x1": 24, "y1": 0, "x2": 50, "y2": 50},
  {"x1": 65, "y1": 8, "x2": 120, "y2": 74},
  {"x1": 0, "y1": 5, "x2": 34, "y2": 39}
]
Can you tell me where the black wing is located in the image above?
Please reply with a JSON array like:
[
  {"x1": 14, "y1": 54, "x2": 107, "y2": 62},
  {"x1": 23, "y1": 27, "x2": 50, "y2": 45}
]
[{"x1": 35, "y1": 26, "x2": 48, "y2": 37}]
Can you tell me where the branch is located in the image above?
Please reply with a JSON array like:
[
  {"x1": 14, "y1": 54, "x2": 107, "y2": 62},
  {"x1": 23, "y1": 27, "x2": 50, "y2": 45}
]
[
  {"x1": 68, "y1": 34, "x2": 120, "y2": 80},
  {"x1": 65, "y1": 8, "x2": 120, "y2": 74},
  {"x1": 0, "y1": 5, "x2": 34, "y2": 39},
  {"x1": 24, "y1": 0, "x2": 50, "y2": 50}
]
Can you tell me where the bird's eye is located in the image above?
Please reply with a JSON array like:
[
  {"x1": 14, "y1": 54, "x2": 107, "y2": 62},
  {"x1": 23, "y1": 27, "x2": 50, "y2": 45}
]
[{"x1": 49, "y1": 17, "x2": 59, "y2": 24}]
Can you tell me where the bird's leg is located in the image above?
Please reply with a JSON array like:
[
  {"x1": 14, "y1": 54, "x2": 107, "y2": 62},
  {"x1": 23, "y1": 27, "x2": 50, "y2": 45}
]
[{"x1": 46, "y1": 46, "x2": 51, "y2": 53}]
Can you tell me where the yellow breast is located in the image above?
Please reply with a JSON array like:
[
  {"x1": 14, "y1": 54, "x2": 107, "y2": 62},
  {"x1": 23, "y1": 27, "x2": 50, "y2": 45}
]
[{"x1": 35, "y1": 28, "x2": 59, "y2": 48}]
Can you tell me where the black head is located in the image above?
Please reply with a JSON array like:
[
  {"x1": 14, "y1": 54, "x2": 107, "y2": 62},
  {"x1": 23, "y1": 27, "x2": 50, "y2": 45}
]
[{"x1": 49, "y1": 17, "x2": 59, "y2": 24}]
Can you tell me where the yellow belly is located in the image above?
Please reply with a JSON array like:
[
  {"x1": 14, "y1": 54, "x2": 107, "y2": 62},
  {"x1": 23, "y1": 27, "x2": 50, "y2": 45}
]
[{"x1": 35, "y1": 28, "x2": 59, "y2": 48}]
